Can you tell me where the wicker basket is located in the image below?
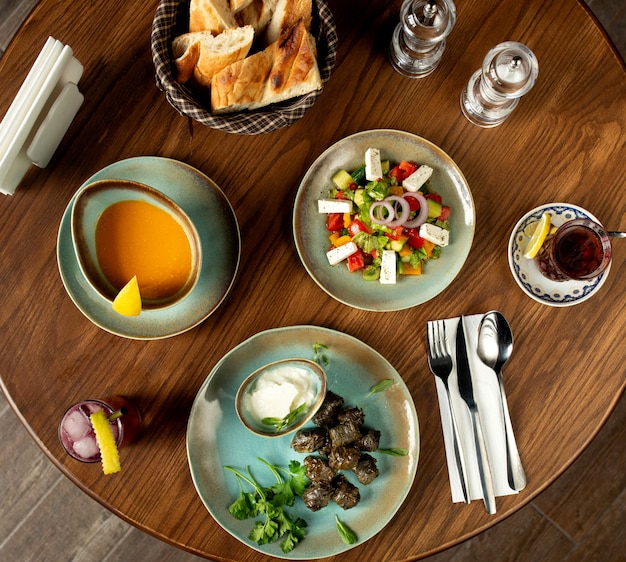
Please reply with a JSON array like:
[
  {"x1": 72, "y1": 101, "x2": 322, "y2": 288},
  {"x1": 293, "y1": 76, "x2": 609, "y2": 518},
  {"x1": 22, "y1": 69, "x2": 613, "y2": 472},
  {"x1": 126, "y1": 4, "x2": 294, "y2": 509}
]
[{"x1": 151, "y1": 0, "x2": 338, "y2": 135}]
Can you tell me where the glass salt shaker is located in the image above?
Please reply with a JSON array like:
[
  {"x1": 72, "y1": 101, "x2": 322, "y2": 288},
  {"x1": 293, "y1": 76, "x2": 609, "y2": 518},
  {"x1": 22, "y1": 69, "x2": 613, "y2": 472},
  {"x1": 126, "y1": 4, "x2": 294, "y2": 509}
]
[
  {"x1": 389, "y1": 0, "x2": 457, "y2": 78},
  {"x1": 460, "y1": 41, "x2": 539, "y2": 127}
]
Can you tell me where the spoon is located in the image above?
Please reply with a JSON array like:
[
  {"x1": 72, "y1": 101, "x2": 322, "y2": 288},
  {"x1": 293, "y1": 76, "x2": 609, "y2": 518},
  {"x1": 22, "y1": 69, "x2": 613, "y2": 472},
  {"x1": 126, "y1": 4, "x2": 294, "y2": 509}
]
[
  {"x1": 608, "y1": 231, "x2": 626, "y2": 238},
  {"x1": 477, "y1": 311, "x2": 527, "y2": 492}
]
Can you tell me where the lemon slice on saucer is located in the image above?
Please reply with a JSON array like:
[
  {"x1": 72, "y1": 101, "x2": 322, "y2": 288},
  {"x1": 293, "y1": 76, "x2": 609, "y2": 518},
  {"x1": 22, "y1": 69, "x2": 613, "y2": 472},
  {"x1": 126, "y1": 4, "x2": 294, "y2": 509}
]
[
  {"x1": 90, "y1": 409, "x2": 121, "y2": 475},
  {"x1": 523, "y1": 212, "x2": 551, "y2": 259},
  {"x1": 112, "y1": 276, "x2": 142, "y2": 316}
]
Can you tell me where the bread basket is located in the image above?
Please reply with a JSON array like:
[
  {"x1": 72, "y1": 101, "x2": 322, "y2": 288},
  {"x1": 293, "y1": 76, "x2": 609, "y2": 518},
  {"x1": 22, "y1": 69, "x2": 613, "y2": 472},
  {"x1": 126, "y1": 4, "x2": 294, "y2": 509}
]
[{"x1": 151, "y1": 0, "x2": 338, "y2": 135}]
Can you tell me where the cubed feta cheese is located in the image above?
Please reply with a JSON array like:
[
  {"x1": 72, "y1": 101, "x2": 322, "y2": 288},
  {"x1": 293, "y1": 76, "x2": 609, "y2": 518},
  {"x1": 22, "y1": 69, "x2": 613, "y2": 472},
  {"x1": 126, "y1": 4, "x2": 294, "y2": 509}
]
[
  {"x1": 379, "y1": 250, "x2": 397, "y2": 284},
  {"x1": 318, "y1": 198, "x2": 353, "y2": 213},
  {"x1": 365, "y1": 147, "x2": 383, "y2": 181},
  {"x1": 419, "y1": 223, "x2": 449, "y2": 247},
  {"x1": 402, "y1": 165, "x2": 433, "y2": 192},
  {"x1": 326, "y1": 242, "x2": 358, "y2": 265}
]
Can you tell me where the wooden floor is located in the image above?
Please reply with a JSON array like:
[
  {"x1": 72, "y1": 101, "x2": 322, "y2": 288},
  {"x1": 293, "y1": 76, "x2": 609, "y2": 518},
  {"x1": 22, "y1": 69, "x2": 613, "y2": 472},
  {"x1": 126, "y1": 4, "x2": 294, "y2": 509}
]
[{"x1": 1, "y1": 1, "x2": 624, "y2": 561}]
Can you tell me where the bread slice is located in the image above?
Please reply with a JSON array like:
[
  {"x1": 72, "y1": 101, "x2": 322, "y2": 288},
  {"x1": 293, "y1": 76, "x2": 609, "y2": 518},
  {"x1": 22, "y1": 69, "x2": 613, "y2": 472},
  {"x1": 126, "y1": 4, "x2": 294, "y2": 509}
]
[
  {"x1": 229, "y1": 0, "x2": 254, "y2": 14},
  {"x1": 189, "y1": 0, "x2": 238, "y2": 34},
  {"x1": 211, "y1": 20, "x2": 321, "y2": 114},
  {"x1": 173, "y1": 26, "x2": 255, "y2": 87},
  {"x1": 235, "y1": 0, "x2": 279, "y2": 34},
  {"x1": 265, "y1": 0, "x2": 312, "y2": 44}
]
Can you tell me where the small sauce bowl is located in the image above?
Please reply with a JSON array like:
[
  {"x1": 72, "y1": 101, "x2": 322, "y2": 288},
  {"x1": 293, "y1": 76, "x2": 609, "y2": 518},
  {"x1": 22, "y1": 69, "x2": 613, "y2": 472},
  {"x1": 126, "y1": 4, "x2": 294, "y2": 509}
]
[
  {"x1": 236, "y1": 358, "x2": 327, "y2": 438},
  {"x1": 71, "y1": 179, "x2": 202, "y2": 310}
]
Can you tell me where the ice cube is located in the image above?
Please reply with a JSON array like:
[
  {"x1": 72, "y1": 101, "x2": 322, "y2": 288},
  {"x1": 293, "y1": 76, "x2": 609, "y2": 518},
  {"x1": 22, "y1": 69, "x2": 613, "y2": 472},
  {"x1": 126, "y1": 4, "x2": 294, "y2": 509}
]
[
  {"x1": 63, "y1": 409, "x2": 91, "y2": 440},
  {"x1": 73, "y1": 437, "x2": 99, "y2": 460}
]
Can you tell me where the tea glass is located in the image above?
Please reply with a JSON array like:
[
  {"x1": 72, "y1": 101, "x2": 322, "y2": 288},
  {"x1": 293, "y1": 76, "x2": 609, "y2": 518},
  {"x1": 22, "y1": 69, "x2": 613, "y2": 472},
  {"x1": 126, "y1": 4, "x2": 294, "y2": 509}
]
[{"x1": 535, "y1": 218, "x2": 612, "y2": 282}]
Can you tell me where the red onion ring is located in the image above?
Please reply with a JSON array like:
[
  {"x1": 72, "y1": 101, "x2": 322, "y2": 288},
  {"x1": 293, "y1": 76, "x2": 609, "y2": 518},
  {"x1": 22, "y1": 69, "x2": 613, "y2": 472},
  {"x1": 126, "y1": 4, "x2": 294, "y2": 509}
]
[
  {"x1": 385, "y1": 195, "x2": 411, "y2": 227},
  {"x1": 369, "y1": 201, "x2": 395, "y2": 225},
  {"x1": 403, "y1": 192, "x2": 429, "y2": 228}
]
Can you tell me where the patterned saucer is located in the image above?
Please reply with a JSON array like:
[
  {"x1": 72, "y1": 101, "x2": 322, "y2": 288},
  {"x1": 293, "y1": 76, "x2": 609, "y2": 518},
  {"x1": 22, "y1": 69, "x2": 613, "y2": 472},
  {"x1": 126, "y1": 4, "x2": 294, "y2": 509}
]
[{"x1": 508, "y1": 203, "x2": 610, "y2": 307}]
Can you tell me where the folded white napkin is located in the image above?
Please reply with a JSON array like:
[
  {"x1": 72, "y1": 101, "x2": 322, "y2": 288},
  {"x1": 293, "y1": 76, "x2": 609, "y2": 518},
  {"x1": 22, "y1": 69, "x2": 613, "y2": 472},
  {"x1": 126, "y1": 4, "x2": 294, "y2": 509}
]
[{"x1": 431, "y1": 314, "x2": 519, "y2": 504}]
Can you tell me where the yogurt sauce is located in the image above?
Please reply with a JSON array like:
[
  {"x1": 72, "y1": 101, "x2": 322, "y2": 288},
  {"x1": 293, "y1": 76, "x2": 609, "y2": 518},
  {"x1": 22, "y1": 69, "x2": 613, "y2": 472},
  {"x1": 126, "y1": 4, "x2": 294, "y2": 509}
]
[{"x1": 244, "y1": 364, "x2": 318, "y2": 423}]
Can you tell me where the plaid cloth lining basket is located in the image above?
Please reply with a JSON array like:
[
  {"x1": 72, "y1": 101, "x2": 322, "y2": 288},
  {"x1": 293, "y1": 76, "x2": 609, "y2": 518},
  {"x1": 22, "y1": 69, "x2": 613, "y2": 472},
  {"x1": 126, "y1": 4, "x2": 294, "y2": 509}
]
[{"x1": 151, "y1": 0, "x2": 338, "y2": 135}]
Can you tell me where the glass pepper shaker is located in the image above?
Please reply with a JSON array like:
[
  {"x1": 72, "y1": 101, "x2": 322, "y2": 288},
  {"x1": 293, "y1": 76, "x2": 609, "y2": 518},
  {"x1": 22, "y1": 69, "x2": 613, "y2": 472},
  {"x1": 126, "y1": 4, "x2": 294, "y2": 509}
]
[
  {"x1": 389, "y1": 0, "x2": 457, "y2": 78},
  {"x1": 460, "y1": 41, "x2": 539, "y2": 127}
]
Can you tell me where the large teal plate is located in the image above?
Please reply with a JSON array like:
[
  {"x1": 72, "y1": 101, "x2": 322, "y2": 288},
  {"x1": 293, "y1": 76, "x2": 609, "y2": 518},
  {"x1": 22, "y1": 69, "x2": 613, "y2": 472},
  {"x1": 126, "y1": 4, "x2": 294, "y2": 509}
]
[
  {"x1": 187, "y1": 325, "x2": 420, "y2": 559},
  {"x1": 56, "y1": 157, "x2": 240, "y2": 339},
  {"x1": 293, "y1": 129, "x2": 475, "y2": 311}
]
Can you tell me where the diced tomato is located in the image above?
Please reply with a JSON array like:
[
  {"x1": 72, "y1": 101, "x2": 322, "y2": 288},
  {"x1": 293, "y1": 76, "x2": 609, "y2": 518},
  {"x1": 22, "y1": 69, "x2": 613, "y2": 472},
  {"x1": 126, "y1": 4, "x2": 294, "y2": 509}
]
[
  {"x1": 405, "y1": 227, "x2": 425, "y2": 249},
  {"x1": 335, "y1": 191, "x2": 348, "y2": 200},
  {"x1": 326, "y1": 213, "x2": 344, "y2": 232},
  {"x1": 404, "y1": 194, "x2": 421, "y2": 212},
  {"x1": 389, "y1": 165, "x2": 404, "y2": 183},
  {"x1": 438, "y1": 205, "x2": 451, "y2": 221},
  {"x1": 348, "y1": 218, "x2": 372, "y2": 236},
  {"x1": 398, "y1": 160, "x2": 418, "y2": 175},
  {"x1": 346, "y1": 249, "x2": 365, "y2": 272},
  {"x1": 390, "y1": 161, "x2": 419, "y2": 183},
  {"x1": 425, "y1": 193, "x2": 442, "y2": 204},
  {"x1": 385, "y1": 226, "x2": 404, "y2": 240}
]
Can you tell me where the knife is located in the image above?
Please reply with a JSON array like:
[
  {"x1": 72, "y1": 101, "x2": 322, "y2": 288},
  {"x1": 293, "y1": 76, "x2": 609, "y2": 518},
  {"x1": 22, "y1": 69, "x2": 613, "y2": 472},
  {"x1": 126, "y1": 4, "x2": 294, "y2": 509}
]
[{"x1": 456, "y1": 315, "x2": 497, "y2": 514}]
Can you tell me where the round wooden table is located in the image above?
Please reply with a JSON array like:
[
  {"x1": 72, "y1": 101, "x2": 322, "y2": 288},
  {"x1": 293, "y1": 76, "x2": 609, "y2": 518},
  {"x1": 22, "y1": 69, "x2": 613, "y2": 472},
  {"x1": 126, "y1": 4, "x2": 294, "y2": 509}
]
[{"x1": 0, "y1": 0, "x2": 624, "y2": 560}]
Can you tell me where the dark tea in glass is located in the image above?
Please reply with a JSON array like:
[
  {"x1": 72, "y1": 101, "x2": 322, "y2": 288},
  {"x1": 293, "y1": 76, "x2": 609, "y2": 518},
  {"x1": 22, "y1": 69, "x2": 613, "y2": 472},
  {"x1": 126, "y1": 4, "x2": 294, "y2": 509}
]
[{"x1": 536, "y1": 219, "x2": 611, "y2": 282}]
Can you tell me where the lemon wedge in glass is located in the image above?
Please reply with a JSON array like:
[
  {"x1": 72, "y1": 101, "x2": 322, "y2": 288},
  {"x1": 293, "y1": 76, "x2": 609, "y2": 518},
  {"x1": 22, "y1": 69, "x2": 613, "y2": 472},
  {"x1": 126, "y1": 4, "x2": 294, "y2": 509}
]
[
  {"x1": 90, "y1": 409, "x2": 121, "y2": 475},
  {"x1": 523, "y1": 212, "x2": 551, "y2": 259},
  {"x1": 112, "y1": 276, "x2": 142, "y2": 316}
]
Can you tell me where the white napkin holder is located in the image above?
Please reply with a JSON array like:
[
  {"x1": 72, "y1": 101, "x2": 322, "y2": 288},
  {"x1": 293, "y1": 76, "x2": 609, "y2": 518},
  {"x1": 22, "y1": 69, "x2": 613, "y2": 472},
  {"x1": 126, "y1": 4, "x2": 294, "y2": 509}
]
[{"x1": 0, "y1": 37, "x2": 84, "y2": 196}]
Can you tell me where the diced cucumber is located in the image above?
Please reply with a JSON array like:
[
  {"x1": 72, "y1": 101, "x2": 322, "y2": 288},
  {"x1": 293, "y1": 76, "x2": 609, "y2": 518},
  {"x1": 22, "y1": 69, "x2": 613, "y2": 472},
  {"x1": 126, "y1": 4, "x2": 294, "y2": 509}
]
[
  {"x1": 363, "y1": 265, "x2": 380, "y2": 281},
  {"x1": 353, "y1": 188, "x2": 371, "y2": 208},
  {"x1": 427, "y1": 198, "x2": 442, "y2": 218},
  {"x1": 332, "y1": 169, "x2": 354, "y2": 190},
  {"x1": 381, "y1": 160, "x2": 390, "y2": 174},
  {"x1": 389, "y1": 237, "x2": 408, "y2": 252},
  {"x1": 351, "y1": 164, "x2": 366, "y2": 185}
]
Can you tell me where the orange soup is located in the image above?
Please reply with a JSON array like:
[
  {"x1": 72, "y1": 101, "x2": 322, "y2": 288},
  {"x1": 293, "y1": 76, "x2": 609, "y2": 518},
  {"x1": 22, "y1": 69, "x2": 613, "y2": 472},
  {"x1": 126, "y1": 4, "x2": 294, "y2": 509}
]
[{"x1": 95, "y1": 199, "x2": 193, "y2": 301}]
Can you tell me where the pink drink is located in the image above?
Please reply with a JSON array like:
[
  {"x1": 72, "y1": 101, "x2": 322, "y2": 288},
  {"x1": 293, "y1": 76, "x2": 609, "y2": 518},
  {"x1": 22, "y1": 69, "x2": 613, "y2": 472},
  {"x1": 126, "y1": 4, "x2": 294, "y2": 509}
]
[{"x1": 58, "y1": 396, "x2": 140, "y2": 462}]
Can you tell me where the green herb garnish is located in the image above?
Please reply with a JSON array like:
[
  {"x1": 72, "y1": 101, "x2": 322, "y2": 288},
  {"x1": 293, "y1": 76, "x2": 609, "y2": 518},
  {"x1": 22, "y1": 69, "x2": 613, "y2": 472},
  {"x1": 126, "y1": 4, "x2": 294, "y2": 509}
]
[
  {"x1": 378, "y1": 448, "x2": 409, "y2": 456},
  {"x1": 367, "y1": 379, "x2": 394, "y2": 395},
  {"x1": 335, "y1": 515, "x2": 357, "y2": 544},
  {"x1": 225, "y1": 459, "x2": 308, "y2": 553},
  {"x1": 262, "y1": 403, "x2": 307, "y2": 432},
  {"x1": 313, "y1": 342, "x2": 329, "y2": 366}
]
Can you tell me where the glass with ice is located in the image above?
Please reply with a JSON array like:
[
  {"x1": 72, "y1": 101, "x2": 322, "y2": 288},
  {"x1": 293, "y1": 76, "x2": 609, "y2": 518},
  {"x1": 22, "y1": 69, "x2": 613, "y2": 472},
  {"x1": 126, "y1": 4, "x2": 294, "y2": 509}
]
[{"x1": 58, "y1": 396, "x2": 141, "y2": 462}]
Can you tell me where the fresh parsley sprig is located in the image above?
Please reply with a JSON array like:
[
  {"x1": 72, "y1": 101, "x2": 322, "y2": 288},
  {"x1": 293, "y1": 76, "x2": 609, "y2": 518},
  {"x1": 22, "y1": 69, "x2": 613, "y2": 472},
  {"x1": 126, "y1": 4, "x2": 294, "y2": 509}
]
[{"x1": 225, "y1": 459, "x2": 308, "y2": 553}]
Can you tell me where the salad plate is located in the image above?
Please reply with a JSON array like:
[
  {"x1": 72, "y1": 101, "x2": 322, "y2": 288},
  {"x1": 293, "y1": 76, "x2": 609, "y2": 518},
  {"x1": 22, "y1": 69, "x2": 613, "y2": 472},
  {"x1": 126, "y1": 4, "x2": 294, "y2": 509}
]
[
  {"x1": 508, "y1": 203, "x2": 610, "y2": 307},
  {"x1": 57, "y1": 157, "x2": 240, "y2": 339},
  {"x1": 187, "y1": 325, "x2": 419, "y2": 559},
  {"x1": 293, "y1": 129, "x2": 475, "y2": 311}
]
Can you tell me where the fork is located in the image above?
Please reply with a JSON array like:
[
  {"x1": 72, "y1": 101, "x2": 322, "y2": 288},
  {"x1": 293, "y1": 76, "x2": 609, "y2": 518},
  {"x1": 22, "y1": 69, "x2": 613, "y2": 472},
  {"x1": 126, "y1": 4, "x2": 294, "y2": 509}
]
[{"x1": 427, "y1": 320, "x2": 471, "y2": 504}]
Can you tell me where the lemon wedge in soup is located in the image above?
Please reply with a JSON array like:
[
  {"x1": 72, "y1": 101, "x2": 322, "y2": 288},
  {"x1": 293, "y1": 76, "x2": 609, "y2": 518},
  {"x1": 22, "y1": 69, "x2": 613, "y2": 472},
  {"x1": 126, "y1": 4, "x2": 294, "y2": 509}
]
[{"x1": 112, "y1": 275, "x2": 142, "y2": 316}]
